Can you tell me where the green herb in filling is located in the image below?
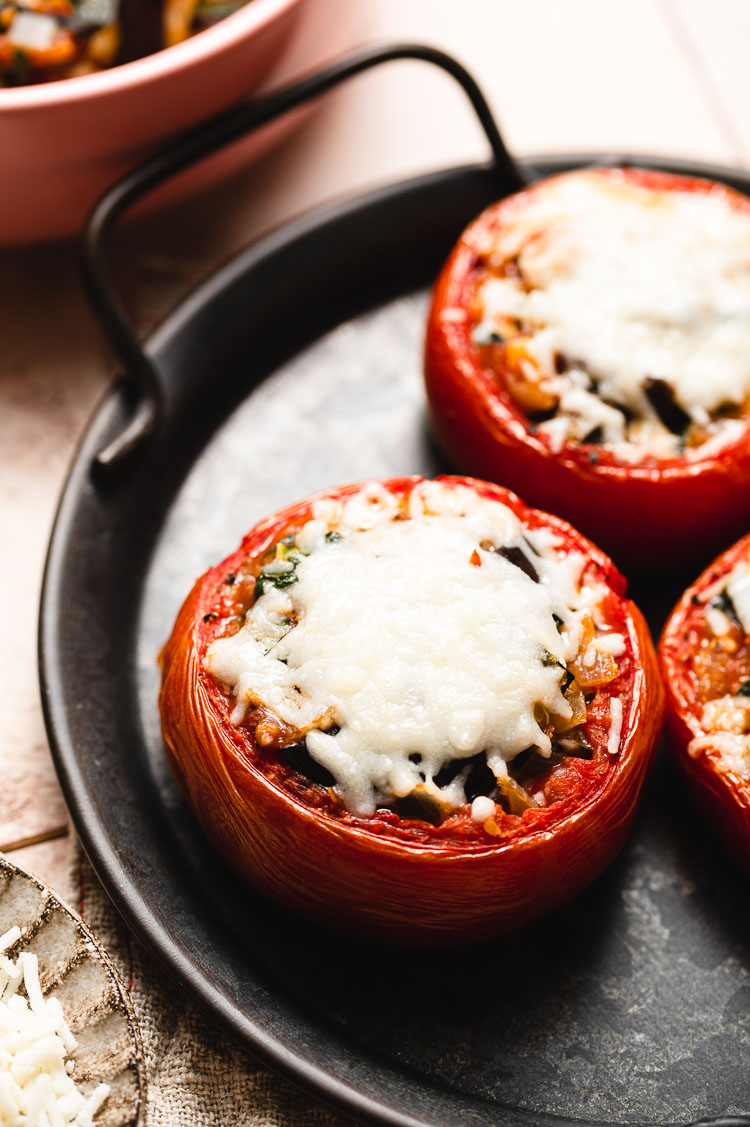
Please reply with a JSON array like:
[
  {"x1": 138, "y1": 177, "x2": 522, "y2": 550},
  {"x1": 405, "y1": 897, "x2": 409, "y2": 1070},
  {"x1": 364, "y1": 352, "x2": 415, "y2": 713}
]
[{"x1": 255, "y1": 559, "x2": 300, "y2": 598}]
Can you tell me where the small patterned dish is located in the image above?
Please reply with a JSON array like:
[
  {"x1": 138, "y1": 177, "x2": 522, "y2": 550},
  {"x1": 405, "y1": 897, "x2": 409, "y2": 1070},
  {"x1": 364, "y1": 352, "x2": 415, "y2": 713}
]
[{"x1": 0, "y1": 853, "x2": 145, "y2": 1126}]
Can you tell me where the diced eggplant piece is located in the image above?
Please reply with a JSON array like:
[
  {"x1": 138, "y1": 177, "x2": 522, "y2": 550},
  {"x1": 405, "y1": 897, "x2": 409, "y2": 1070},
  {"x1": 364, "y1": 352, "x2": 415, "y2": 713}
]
[
  {"x1": 495, "y1": 775, "x2": 537, "y2": 815},
  {"x1": 283, "y1": 740, "x2": 336, "y2": 788},
  {"x1": 433, "y1": 757, "x2": 468, "y2": 788},
  {"x1": 553, "y1": 732, "x2": 594, "y2": 760},
  {"x1": 560, "y1": 667, "x2": 576, "y2": 693},
  {"x1": 119, "y1": 0, "x2": 162, "y2": 61},
  {"x1": 709, "y1": 588, "x2": 740, "y2": 627},
  {"x1": 642, "y1": 377, "x2": 692, "y2": 435},
  {"x1": 463, "y1": 757, "x2": 498, "y2": 802},
  {"x1": 498, "y1": 544, "x2": 539, "y2": 583},
  {"x1": 510, "y1": 747, "x2": 554, "y2": 785},
  {"x1": 391, "y1": 786, "x2": 450, "y2": 827}
]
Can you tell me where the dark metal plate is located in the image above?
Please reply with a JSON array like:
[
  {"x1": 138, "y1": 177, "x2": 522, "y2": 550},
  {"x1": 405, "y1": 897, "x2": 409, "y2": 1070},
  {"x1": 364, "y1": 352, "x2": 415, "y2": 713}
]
[{"x1": 40, "y1": 157, "x2": 750, "y2": 1127}]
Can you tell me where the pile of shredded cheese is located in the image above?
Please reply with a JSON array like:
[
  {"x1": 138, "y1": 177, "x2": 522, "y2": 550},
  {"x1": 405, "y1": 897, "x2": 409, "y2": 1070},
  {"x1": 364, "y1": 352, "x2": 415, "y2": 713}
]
[
  {"x1": 0, "y1": 925, "x2": 110, "y2": 1126},
  {"x1": 473, "y1": 170, "x2": 750, "y2": 460},
  {"x1": 207, "y1": 481, "x2": 624, "y2": 817}
]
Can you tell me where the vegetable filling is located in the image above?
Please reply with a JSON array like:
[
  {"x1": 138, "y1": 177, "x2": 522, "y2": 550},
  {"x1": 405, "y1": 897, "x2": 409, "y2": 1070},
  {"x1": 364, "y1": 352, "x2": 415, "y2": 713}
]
[
  {"x1": 0, "y1": 0, "x2": 248, "y2": 85},
  {"x1": 470, "y1": 171, "x2": 750, "y2": 462},
  {"x1": 687, "y1": 559, "x2": 750, "y2": 778}
]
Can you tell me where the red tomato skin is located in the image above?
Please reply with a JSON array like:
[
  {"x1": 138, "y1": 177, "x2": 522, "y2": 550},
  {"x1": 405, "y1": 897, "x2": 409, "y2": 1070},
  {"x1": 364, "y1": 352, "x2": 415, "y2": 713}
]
[
  {"x1": 159, "y1": 475, "x2": 664, "y2": 946},
  {"x1": 424, "y1": 168, "x2": 750, "y2": 574},
  {"x1": 659, "y1": 532, "x2": 750, "y2": 868}
]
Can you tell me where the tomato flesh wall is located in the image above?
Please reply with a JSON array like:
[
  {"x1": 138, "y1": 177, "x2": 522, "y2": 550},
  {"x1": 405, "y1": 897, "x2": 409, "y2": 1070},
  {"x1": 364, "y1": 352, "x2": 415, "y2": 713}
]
[{"x1": 197, "y1": 483, "x2": 630, "y2": 848}]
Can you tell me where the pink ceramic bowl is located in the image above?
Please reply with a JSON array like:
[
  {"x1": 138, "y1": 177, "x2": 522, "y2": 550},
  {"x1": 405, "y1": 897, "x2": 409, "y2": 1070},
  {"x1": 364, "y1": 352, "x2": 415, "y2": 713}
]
[{"x1": 0, "y1": 0, "x2": 306, "y2": 244}]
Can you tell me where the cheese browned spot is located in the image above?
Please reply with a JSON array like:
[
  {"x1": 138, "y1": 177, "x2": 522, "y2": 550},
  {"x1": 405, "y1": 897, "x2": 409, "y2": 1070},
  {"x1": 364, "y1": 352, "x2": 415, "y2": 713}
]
[
  {"x1": 473, "y1": 171, "x2": 750, "y2": 461},
  {"x1": 207, "y1": 482, "x2": 624, "y2": 817}
]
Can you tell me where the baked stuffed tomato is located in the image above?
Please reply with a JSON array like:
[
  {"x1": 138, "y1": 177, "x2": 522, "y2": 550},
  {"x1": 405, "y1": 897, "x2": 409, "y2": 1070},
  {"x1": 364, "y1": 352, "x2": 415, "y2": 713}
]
[
  {"x1": 159, "y1": 475, "x2": 663, "y2": 945},
  {"x1": 660, "y1": 533, "x2": 750, "y2": 867},
  {"x1": 425, "y1": 167, "x2": 750, "y2": 571}
]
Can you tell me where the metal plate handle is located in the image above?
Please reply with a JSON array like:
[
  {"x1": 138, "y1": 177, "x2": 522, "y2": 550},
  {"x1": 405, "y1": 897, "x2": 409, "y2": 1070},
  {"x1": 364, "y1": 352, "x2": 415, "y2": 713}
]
[{"x1": 82, "y1": 42, "x2": 524, "y2": 471}]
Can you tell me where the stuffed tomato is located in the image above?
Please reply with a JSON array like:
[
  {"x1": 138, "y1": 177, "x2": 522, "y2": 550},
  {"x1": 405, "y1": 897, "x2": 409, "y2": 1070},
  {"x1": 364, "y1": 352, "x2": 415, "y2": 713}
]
[
  {"x1": 660, "y1": 533, "x2": 750, "y2": 867},
  {"x1": 425, "y1": 167, "x2": 750, "y2": 571},
  {"x1": 159, "y1": 475, "x2": 663, "y2": 945}
]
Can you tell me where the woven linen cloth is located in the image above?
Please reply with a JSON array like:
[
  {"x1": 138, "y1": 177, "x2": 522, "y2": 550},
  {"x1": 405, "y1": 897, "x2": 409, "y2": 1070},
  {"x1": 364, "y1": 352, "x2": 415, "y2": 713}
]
[{"x1": 67, "y1": 838, "x2": 350, "y2": 1127}]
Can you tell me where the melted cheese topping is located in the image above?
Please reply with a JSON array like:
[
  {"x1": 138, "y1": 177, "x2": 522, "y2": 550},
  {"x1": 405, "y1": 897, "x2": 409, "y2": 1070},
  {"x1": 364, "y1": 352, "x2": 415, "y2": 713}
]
[
  {"x1": 474, "y1": 171, "x2": 750, "y2": 460},
  {"x1": 207, "y1": 482, "x2": 621, "y2": 816}
]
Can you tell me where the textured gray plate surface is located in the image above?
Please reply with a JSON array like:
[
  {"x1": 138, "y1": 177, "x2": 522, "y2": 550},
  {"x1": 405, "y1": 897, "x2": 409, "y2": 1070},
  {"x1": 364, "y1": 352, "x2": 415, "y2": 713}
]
[
  {"x1": 0, "y1": 854, "x2": 145, "y2": 1125},
  {"x1": 41, "y1": 159, "x2": 750, "y2": 1127},
  {"x1": 139, "y1": 291, "x2": 750, "y2": 1126}
]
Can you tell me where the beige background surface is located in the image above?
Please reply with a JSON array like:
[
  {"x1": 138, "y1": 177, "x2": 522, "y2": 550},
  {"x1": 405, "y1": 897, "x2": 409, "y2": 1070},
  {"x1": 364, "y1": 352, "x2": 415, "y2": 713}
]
[{"x1": 2, "y1": 0, "x2": 750, "y2": 1115}]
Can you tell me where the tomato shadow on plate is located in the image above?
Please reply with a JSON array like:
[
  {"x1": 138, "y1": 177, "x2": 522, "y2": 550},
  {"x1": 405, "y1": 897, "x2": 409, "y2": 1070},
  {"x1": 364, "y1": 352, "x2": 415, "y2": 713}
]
[{"x1": 170, "y1": 738, "x2": 750, "y2": 1119}]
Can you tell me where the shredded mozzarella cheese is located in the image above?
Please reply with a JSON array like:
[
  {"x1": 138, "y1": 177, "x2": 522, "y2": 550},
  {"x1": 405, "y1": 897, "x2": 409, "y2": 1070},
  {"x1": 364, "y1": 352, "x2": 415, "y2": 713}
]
[
  {"x1": 608, "y1": 697, "x2": 624, "y2": 757},
  {"x1": 595, "y1": 633, "x2": 627, "y2": 656},
  {"x1": 470, "y1": 796, "x2": 496, "y2": 822},
  {"x1": 0, "y1": 927, "x2": 109, "y2": 1126}
]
